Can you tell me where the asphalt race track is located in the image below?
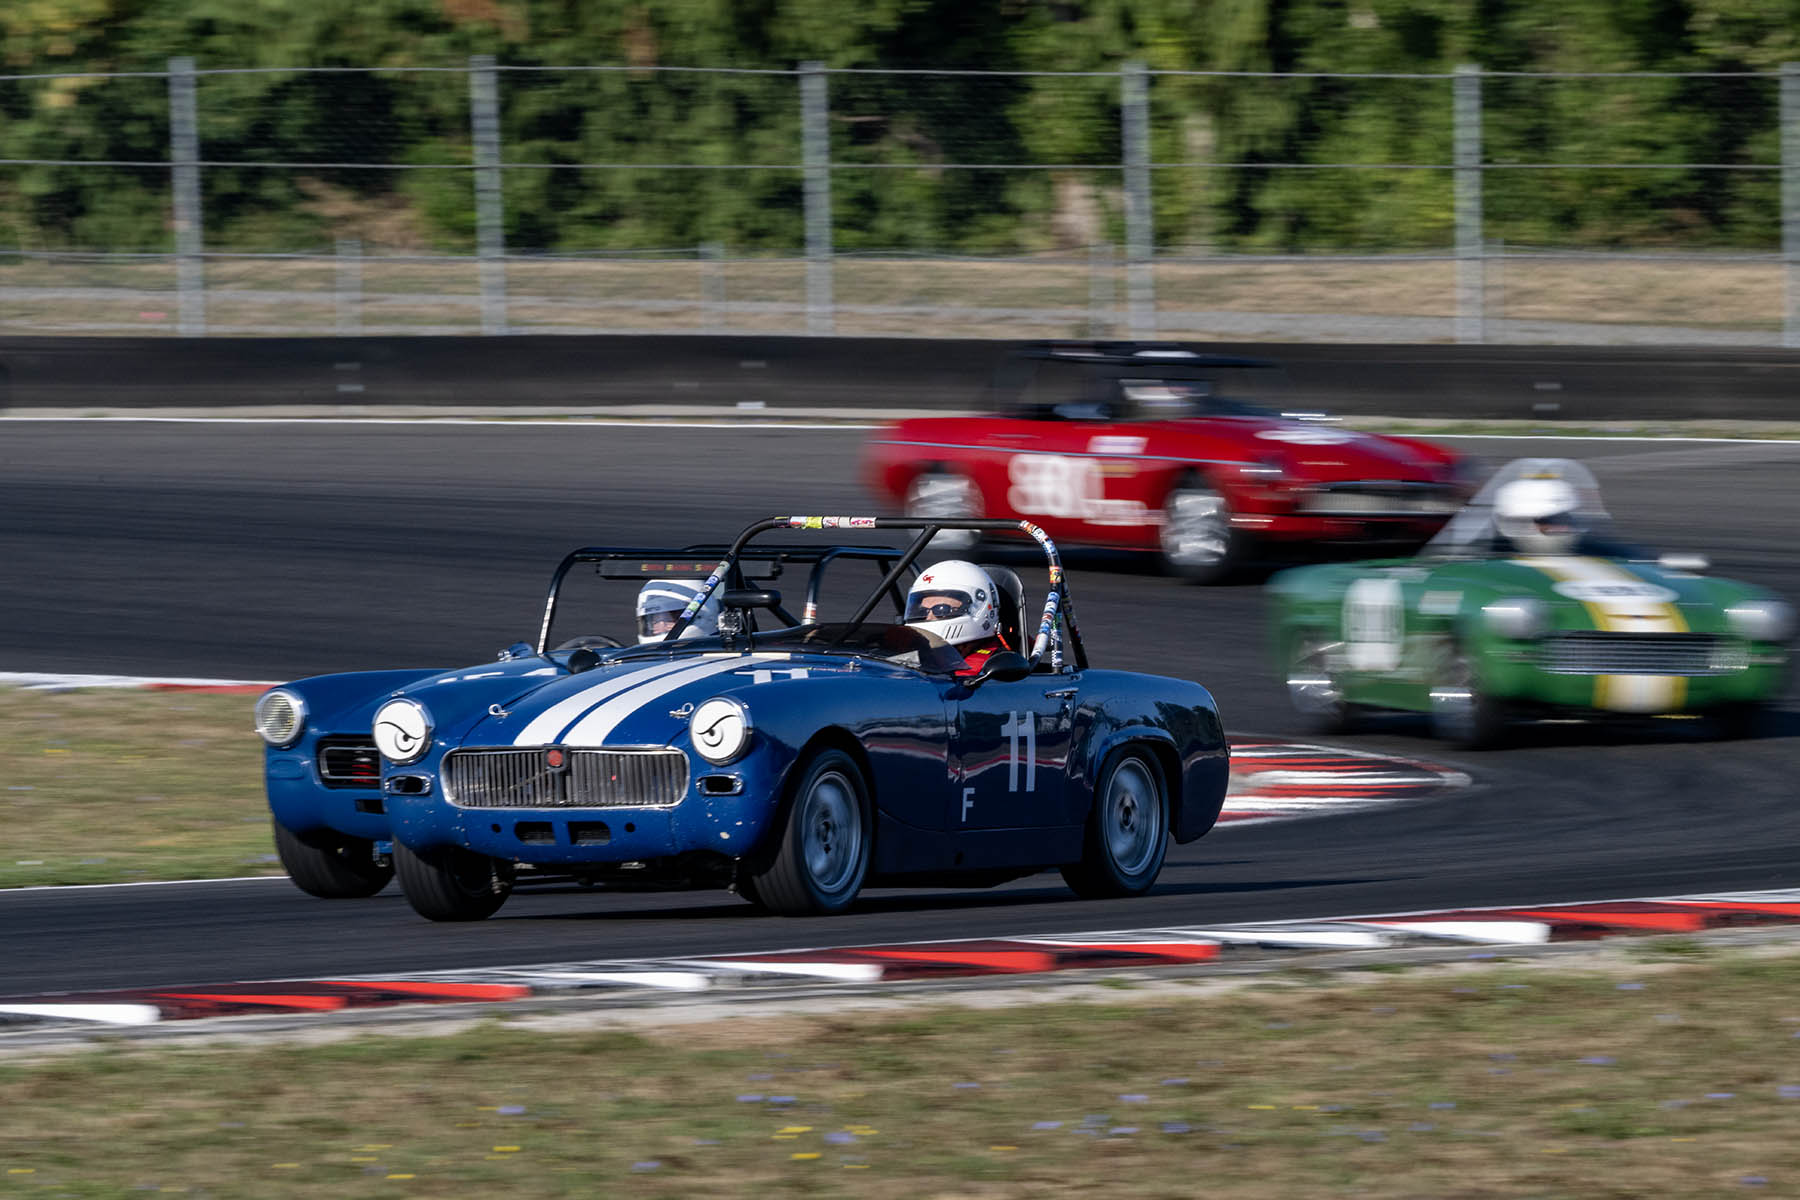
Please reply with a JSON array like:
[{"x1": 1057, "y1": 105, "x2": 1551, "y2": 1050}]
[{"x1": 2, "y1": 419, "x2": 1798, "y2": 996}]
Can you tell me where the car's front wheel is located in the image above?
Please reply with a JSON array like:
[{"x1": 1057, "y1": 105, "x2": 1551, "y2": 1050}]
[
  {"x1": 1429, "y1": 641, "x2": 1509, "y2": 749},
  {"x1": 903, "y1": 468, "x2": 983, "y2": 553},
  {"x1": 751, "y1": 748, "x2": 871, "y2": 916},
  {"x1": 1159, "y1": 474, "x2": 1240, "y2": 583},
  {"x1": 393, "y1": 840, "x2": 515, "y2": 921},
  {"x1": 271, "y1": 819, "x2": 393, "y2": 898},
  {"x1": 1062, "y1": 748, "x2": 1170, "y2": 899},
  {"x1": 1284, "y1": 631, "x2": 1355, "y2": 734}
]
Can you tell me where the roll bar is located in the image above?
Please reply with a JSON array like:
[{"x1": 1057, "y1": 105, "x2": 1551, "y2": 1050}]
[{"x1": 669, "y1": 517, "x2": 1088, "y2": 672}]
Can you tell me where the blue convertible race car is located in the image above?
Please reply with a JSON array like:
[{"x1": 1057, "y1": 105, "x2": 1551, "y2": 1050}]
[{"x1": 255, "y1": 517, "x2": 1229, "y2": 920}]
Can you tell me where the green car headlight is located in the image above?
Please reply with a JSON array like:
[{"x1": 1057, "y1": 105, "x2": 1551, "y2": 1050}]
[
  {"x1": 1482, "y1": 598, "x2": 1548, "y2": 640},
  {"x1": 1726, "y1": 600, "x2": 1795, "y2": 643}
]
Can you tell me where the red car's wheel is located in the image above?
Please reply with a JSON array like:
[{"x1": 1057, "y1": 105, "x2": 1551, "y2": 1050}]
[{"x1": 1159, "y1": 474, "x2": 1241, "y2": 583}]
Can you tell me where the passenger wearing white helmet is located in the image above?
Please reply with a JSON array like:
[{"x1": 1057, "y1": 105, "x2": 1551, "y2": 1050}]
[
  {"x1": 904, "y1": 560, "x2": 1009, "y2": 676},
  {"x1": 1494, "y1": 476, "x2": 1583, "y2": 556},
  {"x1": 635, "y1": 579, "x2": 721, "y2": 644}
]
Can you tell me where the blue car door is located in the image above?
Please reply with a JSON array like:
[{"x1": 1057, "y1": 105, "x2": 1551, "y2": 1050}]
[{"x1": 951, "y1": 674, "x2": 1077, "y2": 844}]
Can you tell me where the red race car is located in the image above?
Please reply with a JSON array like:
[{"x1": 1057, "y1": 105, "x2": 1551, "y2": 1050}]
[{"x1": 864, "y1": 342, "x2": 1470, "y2": 582}]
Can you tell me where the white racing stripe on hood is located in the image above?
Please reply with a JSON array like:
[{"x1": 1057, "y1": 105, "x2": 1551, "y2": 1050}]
[
  {"x1": 511, "y1": 659, "x2": 708, "y2": 746},
  {"x1": 560, "y1": 654, "x2": 791, "y2": 748}
]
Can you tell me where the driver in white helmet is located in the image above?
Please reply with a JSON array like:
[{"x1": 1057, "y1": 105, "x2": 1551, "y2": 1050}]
[
  {"x1": 903, "y1": 560, "x2": 1009, "y2": 677},
  {"x1": 636, "y1": 579, "x2": 721, "y2": 644},
  {"x1": 1494, "y1": 477, "x2": 1584, "y2": 556}
]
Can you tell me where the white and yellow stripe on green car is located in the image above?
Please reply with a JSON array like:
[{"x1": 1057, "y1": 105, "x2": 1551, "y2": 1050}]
[{"x1": 1512, "y1": 556, "x2": 1688, "y2": 713}]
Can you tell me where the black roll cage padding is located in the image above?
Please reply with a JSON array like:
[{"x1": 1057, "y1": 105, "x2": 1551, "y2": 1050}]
[
  {"x1": 533, "y1": 543, "x2": 914, "y2": 655},
  {"x1": 667, "y1": 518, "x2": 1089, "y2": 672}
]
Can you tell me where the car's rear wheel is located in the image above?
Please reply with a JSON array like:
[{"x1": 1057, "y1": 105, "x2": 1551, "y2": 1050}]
[
  {"x1": 1284, "y1": 632, "x2": 1355, "y2": 734},
  {"x1": 904, "y1": 468, "x2": 982, "y2": 553},
  {"x1": 393, "y1": 840, "x2": 515, "y2": 921},
  {"x1": 751, "y1": 748, "x2": 871, "y2": 916},
  {"x1": 1062, "y1": 748, "x2": 1169, "y2": 899},
  {"x1": 1159, "y1": 474, "x2": 1240, "y2": 583},
  {"x1": 1429, "y1": 641, "x2": 1509, "y2": 749},
  {"x1": 271, "y1": 819, "x2": 393, "y2": 898}
]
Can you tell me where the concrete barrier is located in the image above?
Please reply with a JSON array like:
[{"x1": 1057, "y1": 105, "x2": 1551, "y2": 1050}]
[{"x1": 2, "y1": 335, "x2": 1797, "y2": 421}]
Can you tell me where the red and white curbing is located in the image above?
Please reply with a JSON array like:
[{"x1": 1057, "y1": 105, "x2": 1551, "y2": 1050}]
[{"x1": 8, "y1": 890, "x2": 1800, "y2": 1030}]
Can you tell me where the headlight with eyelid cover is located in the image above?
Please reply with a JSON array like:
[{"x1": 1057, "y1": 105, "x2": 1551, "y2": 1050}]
[
  {"x1": 689, "y1": 697, "x2": 752, "y2": 765},
  {"x1": 373, "y1": 698, "x2": 433, "y2": 765}
]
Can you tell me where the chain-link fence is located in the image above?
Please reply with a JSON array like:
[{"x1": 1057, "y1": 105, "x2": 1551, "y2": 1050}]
[{"x1": 2, "y1": 59, "x2": 1797, "y2": 345}]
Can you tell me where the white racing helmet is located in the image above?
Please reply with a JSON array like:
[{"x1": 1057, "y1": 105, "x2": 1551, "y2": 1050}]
[
  {"x1": 636, "y1": 579, "x2": 721, "y2": 644},
  {"x1": 904, "y1": 560, "x2": 999, "y2": 647},
  {"x1": 1495, "y1": 477, "x2": 1583, "y2": 555}
]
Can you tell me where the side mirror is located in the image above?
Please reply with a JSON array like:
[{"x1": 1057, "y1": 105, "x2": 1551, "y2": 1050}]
[
  {"x1": 496, "y1": 641, "x2": 534, "y2": 661},
  {"x1": 567, "y1": 648, "x2": 601, "y2": 674},
  {"x1": 969, "y1": 649, "x2": 1032, "y2": 686},
  {"x1": 720, "y1": 588, "x2": 782, "y2": 610},
  {"x1": 1658, "y1": 553, "x2": 1708, "y2": 574}
]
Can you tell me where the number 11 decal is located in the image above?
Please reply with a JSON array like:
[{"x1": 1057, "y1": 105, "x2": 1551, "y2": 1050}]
[{"x1": 1001, "y1": 711, "x2": 1036, "y2": 793}]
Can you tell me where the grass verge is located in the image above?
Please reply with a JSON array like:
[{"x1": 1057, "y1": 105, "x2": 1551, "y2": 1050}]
[
  {"x1": 4, "y1": 950, "x2": 1800, "y2": 1196},
  {"x1": 0, "y1": 688, "x2": 276, "y2": 889}
]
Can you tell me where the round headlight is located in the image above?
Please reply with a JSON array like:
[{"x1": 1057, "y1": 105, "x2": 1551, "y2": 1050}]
[
  {"x1": 373, "y1": 698, "x2": 433, "y2": 765},
  {"x1": 1482, "y1": 597, "x2": 1548, "y2": 640},
  {"x1": 689, "y1": 697, "x2": 752, "y2": 765},
  {"x1": 254, "y1": 688, "x2": 307, "y2": 747},
  {"x1": 1727, "y1": 599, "x2": 1796, "y2": 643}
]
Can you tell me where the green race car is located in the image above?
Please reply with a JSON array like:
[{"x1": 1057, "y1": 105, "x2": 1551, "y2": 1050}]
[{"x1": 1267, "y1": 458, "x2": 1793, "y2": 748}]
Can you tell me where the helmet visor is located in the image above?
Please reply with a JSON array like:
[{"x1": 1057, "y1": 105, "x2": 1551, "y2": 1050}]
[
  {"x1": 905, "y1": 589, "x2": 974, "y2": 623},
  {"x1": 638, "y1": 607, "x2": 683, "y2": 641}
]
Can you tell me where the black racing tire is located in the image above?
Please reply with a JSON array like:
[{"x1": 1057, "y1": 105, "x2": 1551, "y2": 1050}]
[
  {"x1": 1061, "y1": 747, "x2": 1171, "y2": 899},
  {"x1": 1283, "y1": 629, "x2": 1357, "y2": 735},
  {"x1": 903, "y1": 468, "x2": 983, "y2": 554},
  {"x1": 393, "y1": 839, "x2": 515, "y2": 921},
  {"x1": 1429, "y1": 640, "x2": 1509, "y2": 750},
  {"x1": 750, "y1": 748, "x2": 872, "y2": 916},
  {"x1": 1159, "y1": 472, "x2": 1242, "y2": 584},
  {"x1": 271, "y1": 819, "x2": 393, "y2": 899}
]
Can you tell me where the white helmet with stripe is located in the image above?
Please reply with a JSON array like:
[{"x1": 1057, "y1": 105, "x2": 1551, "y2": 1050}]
[
  {"x1": 904, "y1": 560, "x2": 999, "y2": 647},
  {"x1": 636, "y1": 579, "x2": 721, "y2": 644},
  {"x1": 1495, "y1": 476, "x2": 1583, "y2": 555}
]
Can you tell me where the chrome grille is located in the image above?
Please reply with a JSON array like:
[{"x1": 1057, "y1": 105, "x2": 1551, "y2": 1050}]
[
  {"x1": 1540, "y1": 633, "x2": 1724, "y2": 676},
  {"x1": 444, "y1": 748, "x2": 689, "y2": 809},
  {"x1": 1299, "y1": 482, "x2": 1460, "y2": 517},
  {"x1": 317, "y1": 739, "x2": 380, "y2": 789}
]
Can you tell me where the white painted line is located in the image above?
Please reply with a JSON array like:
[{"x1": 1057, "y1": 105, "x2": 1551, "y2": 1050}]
[
  {"x1": 513, "y1": 970, "x2": 713, "y2": 992},
  {"x1": 0, "y1": 875, "x2": 288, "y2": 894},
  {"x1": 678, "y1": 960, "x2": 887, "y2": 983},
  {"x1": 1169, "y1": 929, "x2": 1395, "y2": 949},
  {"x1": 1360, "y1": 920, "x2": 1553, "y2": 945},
  {"x1": 1426, "y1": 433, "x2": 1800, "y2": 445},
  {"x1": 0, "y1": 1003, "x2": 162, "y2": 1025},
  {"x1": 0, "y1": 415, "x2": 880, "y2": 431},
  {"x1": 0, "y1": 671, "x2": 276, "y2": 690}
]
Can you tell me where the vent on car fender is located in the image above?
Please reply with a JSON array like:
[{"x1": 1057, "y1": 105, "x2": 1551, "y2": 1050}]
[{"x1": 317, "y1": 739, "x2": 381, "y2": 789}]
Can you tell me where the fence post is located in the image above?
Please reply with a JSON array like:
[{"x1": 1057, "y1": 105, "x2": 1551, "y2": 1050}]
[
  {"x1": 336, "y1": 239, "x2": 362, "y2": 336},
  {"x1": 1122, "y1": 61, "x2": 1155, "y2": 339},
  {"x1": 801, "y1": 61, "x2": 834, "y2": 335},
  {"x1": 1453, "y1": 64, "x2": 1484, "y2": 344},
  {"x1": 1783, "y1": 63, "x2": 1800, "y2": 349},
  {"x1": 167, "y1": 57, "x2": 205, "y2": 337},
  {"x1": 701, "y1": 241, "x2": 726, "y2": 333},
  {"x1": 469, "y1": 54, "x2": 507, "y2": 335},
  {"x1": 1089, "y1": 242, "x2": 1116, "y2": 337}
]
